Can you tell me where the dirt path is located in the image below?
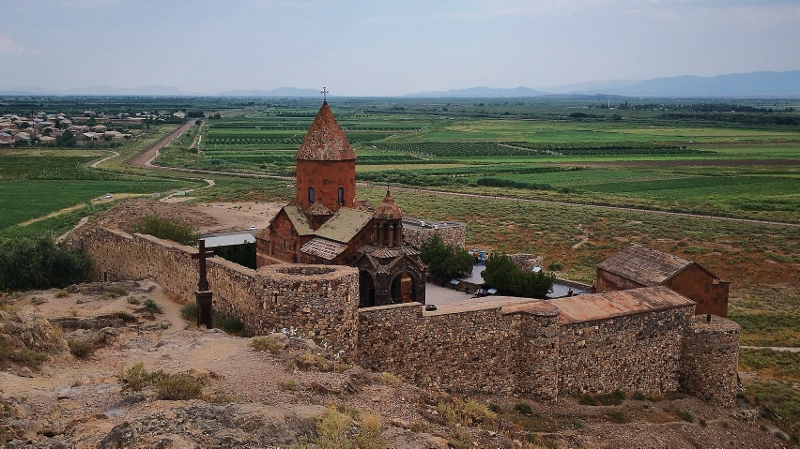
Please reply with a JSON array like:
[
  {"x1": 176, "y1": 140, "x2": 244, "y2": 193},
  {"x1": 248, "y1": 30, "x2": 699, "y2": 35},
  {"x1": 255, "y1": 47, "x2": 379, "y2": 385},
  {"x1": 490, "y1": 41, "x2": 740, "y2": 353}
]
[
  {"x1": 125, "y1": 120, "x2": 196, "y2": 168},
  {"x1": 90, "y1": 151, "x2": 120, "y2": 168},
  {"x1": 741, "y1": 346, "x2": 800, "y2": 353}
]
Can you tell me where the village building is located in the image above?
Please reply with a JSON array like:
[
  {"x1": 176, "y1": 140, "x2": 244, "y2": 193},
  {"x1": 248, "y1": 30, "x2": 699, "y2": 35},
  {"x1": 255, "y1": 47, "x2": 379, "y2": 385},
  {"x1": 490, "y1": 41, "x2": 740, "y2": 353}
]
[
  {"x1": 595, "y1": 243, "x2": 729, "y2": 317},
  {"x1": 255, "y1": 101, "x2": 427, "y2": 307}
]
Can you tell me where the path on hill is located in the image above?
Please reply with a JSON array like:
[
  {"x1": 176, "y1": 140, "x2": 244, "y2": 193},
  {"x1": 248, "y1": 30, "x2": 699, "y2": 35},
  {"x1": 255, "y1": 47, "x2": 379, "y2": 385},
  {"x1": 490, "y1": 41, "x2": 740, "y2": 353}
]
[
  {"x1": 90, "y1": 151, "x2": 120, "y2": 168},
  {"x1": 741, "y1": 345, "x2": 800, "y2": 353}
]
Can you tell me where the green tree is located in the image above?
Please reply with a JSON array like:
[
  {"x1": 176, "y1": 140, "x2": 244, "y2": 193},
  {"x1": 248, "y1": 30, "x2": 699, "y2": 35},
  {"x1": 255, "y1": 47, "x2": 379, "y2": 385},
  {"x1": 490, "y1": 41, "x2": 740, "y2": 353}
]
[
  {"x1": 420, "y1": 233, "x2": 474, "y2": 279},
  {"x1": 482, "y1": 253, "x2": 555, "y2": 299},
  {"x1": 55, "y1": 130, "x2": 77, "y2": 147},
  {"x1": 0, "y1": 234, "x2": 91, "y2": 292}
]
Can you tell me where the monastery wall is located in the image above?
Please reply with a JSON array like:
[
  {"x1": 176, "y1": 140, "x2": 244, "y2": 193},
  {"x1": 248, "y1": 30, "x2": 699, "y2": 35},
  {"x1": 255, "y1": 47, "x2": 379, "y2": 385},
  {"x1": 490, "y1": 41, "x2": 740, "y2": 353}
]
[
  {"x1": 680, "y1": 315, "x2": 740, "y2": 406},
  {"x1": 557, "y1": 307, "x2": 693, "y2": 395},
  {"x1": 595, "y1": 269, "x2": 645, "y2": 292},
  {"x1": 402, "y1": 221, "x2": 466, "y2": 249},
  {"x1": 74, "y1": 227, "x2": 360, "y2": 353}
]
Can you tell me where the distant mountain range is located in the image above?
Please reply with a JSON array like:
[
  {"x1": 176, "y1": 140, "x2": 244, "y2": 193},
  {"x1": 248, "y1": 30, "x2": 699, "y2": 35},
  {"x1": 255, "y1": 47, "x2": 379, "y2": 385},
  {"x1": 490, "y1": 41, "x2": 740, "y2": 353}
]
[{"x1": 1, "y1": 71, "x2": 798, "y2": 98}]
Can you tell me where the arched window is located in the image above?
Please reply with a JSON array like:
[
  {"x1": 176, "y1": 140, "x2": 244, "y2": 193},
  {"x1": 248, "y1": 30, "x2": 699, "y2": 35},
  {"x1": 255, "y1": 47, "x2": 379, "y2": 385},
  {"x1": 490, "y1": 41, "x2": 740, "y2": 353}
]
[
  {"x1": 308, "y1": 186, "x2": 315, "y2": 203},
  {"x1": 338, "y1": 186, "x2": 344, "y2": 205}
]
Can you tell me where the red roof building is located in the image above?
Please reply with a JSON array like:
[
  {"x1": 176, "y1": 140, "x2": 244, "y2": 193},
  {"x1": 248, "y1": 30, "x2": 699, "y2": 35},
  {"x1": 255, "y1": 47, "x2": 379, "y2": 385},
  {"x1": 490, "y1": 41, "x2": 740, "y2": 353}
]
[{"x1": 256, "y1": 101, "x2": 427, "y2": 307}]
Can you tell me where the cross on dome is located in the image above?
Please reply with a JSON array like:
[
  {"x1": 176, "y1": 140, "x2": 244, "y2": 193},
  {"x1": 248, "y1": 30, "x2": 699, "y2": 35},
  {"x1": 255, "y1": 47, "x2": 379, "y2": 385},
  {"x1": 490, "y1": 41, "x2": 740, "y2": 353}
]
[{"x1": 320, "y1": 86, "x2": 329, "y2": 102}]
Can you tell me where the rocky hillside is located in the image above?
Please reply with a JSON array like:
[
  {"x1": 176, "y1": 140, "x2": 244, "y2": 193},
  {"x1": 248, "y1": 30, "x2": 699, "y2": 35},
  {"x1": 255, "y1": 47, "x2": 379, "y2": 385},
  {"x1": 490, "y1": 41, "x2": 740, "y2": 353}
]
[{"x1": 0, "y1": 281, "x2": 792, "y2": 448}]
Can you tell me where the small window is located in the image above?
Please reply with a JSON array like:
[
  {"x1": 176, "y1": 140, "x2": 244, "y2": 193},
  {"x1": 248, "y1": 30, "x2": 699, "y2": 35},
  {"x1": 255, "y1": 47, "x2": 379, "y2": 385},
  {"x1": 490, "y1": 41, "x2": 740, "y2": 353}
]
[
  {"x1": 338, "y1": 186, "x2": 344, "y2": 205},
  {"x1": 308, "y1": 186, "x2": 315, "y2": 203}
]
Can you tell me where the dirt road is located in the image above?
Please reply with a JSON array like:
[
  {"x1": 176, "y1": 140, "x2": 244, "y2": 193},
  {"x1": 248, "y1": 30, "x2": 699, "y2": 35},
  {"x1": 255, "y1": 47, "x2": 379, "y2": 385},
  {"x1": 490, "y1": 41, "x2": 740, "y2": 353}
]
[{"x1": 125, "y1": 120, "x2": 196, "y2": 168}]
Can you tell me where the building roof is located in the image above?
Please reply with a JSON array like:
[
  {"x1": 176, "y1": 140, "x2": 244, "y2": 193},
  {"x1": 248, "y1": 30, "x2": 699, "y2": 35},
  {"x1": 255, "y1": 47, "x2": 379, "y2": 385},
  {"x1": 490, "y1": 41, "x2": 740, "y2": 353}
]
[
  {"x1": 358, "y1": 245, "x2": 420, "y2": 259},
  {"x1": 282, "y1": 206, "x2": 315, "y2": 236},
  {"x1": 300, "y1": 238, "x2": 348, "y2": 260},
  {"x1": 597, "y1": 244, "x2": 693, "y2": 287},
  {"x1": 550, "y1": 286, "x2": 695, "y2": 324},
  {"x1": 295, "y1": 101, "x2": 356, "y2": 161},
  {"x1": 201, "y1": 232, "x2": 256, "y2": 248},
  {"x1": 306, "y1": 200, "x2": 333, "y2": 216},
  {"x1": 373, "y1": 189, "x2": 403, "y2": 220},
  {"x1": 316, "y1": 208, "x2": 373, "y2": 243}
]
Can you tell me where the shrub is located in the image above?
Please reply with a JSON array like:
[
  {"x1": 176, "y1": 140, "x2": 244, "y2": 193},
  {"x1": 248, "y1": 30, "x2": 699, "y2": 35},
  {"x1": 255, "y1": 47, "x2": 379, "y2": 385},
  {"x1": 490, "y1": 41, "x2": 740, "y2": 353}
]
[
  {"x1": 68, "y1": 338, "x2": 94, "y2": 358},
  {"x1": 279, "y1": 379, "x2": 299, "y2": 391},
  {"x1": 131, "y1": 215, "x2": 199, "y2": 246},
  {"x1": 0, "y1": 234, "x2": 91, "y2": 292},
  {"x1": 250, "y1": 336, "x2": 284, "y2": 354},
  {"x1": 381, "y1": 372, "x2": 401, "y2": 386},
  {"x1": 675, "y1": 409, "x2": 694, "y2": 423},
  {"x1": 607, "y1": 410, "x2": 630, "y2": 423},
  {"x1": 180, "y1": 303, "x2": 198, "y2": 321},
  {"x1": 156, "y1": 374, "x2": 203, "y2": 400},
  {"x1": 127, "y1": 296, "x2": 140, "y2": 305},
  {"x1": 355, "y1": 413, "x2": 387, "y2": 449},
  {"x1": 316, "y1": 408, "x2": 352, "y2": 449},
  {"x1": 438, "y1": 398, "x2": 497, "y2": 426},
  {"x1": 482, "y1": 253, "x2": 555, "y2": 299},
  {"x1": 213, "y1": 313, "x2": 245, "y2": 334},
  {"x1": 54, "y1": 290, "x2": 69, "y2": 298},
  {"x1": 547, "y1": 259, "x2": 563, "y2": 271},
  {"x1": 10, "y1": 348, "x2": 48, "y2": 369},
  {"x1": 515, "y1": 402, "x2": 533, "y2": 415},
  {"x1": 119, "y1": 362, "x2": 165, "y2": 391},
  {"x1": 143, "y1": 299, "x2": 162, "y2": 314}
]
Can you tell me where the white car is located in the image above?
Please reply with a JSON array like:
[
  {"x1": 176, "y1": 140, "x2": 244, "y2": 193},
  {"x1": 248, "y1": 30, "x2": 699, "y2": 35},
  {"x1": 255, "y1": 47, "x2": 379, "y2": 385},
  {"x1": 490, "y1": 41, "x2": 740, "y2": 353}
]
[
  {"x1": 249, "y1": 225, "x2": 257, "y2": 230},
  {"x1": 105, "y1": 194, "x2": 113, "y2": 199}
]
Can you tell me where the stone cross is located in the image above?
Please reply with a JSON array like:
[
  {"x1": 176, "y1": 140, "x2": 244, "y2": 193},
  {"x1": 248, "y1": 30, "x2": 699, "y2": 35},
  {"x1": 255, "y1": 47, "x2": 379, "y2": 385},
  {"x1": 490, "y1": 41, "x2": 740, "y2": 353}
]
[
  {"x1": 192, "y1": 239, "x2": 215, "y2": 328},
  {"x1": 320, "y1": 86, "x2": 329, "y2": 102}
]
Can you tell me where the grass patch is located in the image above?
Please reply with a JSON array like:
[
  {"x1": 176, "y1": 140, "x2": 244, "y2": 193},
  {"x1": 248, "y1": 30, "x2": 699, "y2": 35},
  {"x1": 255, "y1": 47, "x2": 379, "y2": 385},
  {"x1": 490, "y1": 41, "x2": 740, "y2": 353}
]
[
  {"x1": 739, "y1": 348, "x2": 800, "y2": 382},
  {"x1": 67, "y1": 338, "x2": 94, "y2": 358},
  {"x1": 180, "y1": 302, "x2": 197, "y2": 321},
  {"x1": 143, "y1": 299, "x2": 162, "y2": 314},
  {"x1": 579, "y1": 390, "x2": 625, "y2": 406},
  {"x1": 279, "y1": 379, "x2": 299, "y2": 391},
  {"x1": 437, "y1": 398, "x2": 497, "y2": 426},
  {"x1": 156, "y1": 374, "x2": 204, "y2": 400},
  {"x1": 250, "y1": 336, "x2": 284, "y2": 354},
  {"x1": 607, "y1": 410, "x2": 631, "y2": 424}
]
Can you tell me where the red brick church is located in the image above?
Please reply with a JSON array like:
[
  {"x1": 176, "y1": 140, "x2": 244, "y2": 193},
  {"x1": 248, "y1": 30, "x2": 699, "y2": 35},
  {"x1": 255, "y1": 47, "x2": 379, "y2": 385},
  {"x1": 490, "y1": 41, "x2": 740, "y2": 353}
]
[{"x1": 255, "y1": 101, "x2": 427, "y2": 307}]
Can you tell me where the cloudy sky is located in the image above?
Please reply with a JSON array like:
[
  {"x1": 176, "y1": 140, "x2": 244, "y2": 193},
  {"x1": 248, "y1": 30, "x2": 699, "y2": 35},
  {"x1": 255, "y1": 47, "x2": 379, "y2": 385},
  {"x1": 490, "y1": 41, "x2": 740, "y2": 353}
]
[{"x1": 1, "y1": 0, "x2": 798, "y2": 96}]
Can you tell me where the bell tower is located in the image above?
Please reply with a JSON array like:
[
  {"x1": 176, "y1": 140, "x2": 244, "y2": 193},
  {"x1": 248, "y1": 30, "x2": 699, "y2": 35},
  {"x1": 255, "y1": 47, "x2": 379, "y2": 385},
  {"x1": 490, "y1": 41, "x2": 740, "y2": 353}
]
[{"x1": 294, "y1": 98, "x2": 356, "y2": 214}]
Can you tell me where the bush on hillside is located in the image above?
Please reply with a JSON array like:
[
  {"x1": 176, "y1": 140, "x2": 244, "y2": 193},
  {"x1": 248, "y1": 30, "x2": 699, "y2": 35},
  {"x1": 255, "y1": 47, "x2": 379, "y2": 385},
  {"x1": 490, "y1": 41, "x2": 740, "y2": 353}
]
[{"x1": 0, "y1": 233, "x2": 91, "y2": 292}]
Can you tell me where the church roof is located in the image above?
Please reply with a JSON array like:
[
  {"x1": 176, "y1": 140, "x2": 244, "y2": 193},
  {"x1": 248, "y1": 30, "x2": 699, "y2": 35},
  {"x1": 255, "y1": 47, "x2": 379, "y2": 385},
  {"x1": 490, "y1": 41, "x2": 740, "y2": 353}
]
[
  {"x1": 306, "y1": 200, "x2": 333, "y2": 216},
  {"x1": 300, "y1": 238, "x2": 348, "y2": 260},
  {"x1": 295, "y1": 101, "x2": 356, "y2": 161},
  {"x1": 597, "y1": 244, "x2": 693, "y2": 287},
  {"x1": 373, "y1": 190, "x2": 403, "y2": 220},
  {"x1": 358, "y1": 245, "x2": 420, "y2": 259},
  {"x1": 551, "y1": 286, "x2": 695, "y2": 324},
  {"x1": 315, "y1": 208, "x2": 373, "y2": 243},
  {"x1": 282, "y1": 206, "x2": 315, "y2": 236}
]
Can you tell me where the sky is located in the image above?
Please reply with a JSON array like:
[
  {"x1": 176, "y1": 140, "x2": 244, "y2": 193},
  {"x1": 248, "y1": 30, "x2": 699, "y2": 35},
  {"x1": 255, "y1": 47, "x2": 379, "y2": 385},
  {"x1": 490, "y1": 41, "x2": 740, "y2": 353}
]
[{"x1": 1, "y1": 0, "x2": 799, "y2": 96}]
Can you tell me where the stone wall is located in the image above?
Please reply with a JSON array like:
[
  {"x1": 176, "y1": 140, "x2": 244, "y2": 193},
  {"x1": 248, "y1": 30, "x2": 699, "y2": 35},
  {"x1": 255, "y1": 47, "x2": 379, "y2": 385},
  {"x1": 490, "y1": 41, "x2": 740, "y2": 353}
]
[
  {"x1": 74, "y1": 227, "x2": 360, "y2": 354},
  {"x1": 680, "y1": 315, "x2": 740, "y2": 406},
  {"x1": 558, "y1": 307, "x2": 693, "y2": 395},
  {"x1": 595, "y1": 268, "x2": 645, "y2": 293},
  {"x1": 402, "y1": 219, "x2": 466, "y2": 249}
]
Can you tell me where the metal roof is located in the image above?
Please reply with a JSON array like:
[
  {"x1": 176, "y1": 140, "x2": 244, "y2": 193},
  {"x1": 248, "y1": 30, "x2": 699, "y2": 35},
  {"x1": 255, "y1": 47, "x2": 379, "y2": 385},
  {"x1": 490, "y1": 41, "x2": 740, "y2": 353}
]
[
  {"x1": 597, "y1": 244, "x2": 692, "y2": 287},
  {"x1": 550, "y1": 286, "x2": 695, "y2": 324},
  {"x1": 201, "y1": 233, "x2": 255, "y2": 248},
  {"x1": 316, "y1": 208, "x2": 373, "y2": 243}
]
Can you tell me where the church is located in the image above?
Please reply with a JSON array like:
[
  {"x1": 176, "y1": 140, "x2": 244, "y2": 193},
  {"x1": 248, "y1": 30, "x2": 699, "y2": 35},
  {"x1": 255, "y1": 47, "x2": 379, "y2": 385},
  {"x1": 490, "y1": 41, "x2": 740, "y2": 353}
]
[{"x1": 255, "y1": 100, "x2": 427, "y2": 307}]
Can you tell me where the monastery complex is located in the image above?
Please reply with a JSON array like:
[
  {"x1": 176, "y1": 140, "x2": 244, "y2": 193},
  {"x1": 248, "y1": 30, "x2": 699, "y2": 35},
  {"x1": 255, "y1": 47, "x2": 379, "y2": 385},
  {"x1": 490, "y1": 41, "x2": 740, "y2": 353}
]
[{"x1": 74, "y1": 101, "x2": 741, "y2": 406}]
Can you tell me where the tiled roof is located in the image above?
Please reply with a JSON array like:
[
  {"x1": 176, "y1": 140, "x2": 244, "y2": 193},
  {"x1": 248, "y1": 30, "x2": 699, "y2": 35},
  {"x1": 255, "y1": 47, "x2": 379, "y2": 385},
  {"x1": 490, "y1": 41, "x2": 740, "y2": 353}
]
[
  {"x1": 358, "y1": 245, "x2": 419, "y2": 259},
  {"x1": 552, "y1": 286, "x2": 695, "y2": 324},
  {"x1": 300, "y1": 238, "x2": 347, "y2": 260},
  {"x1": 597, "y1": 244, "x2": 692, "y2": 286},
  {"x1": 373, "y1": 190, "x2": 403, "y2": 220},
  {"x1": 295, "y1": 101, "x2": 356, "y2": 161},
  {"x1": 315, "y1": 208, "x2": 372, "y2": 243},
  {"x1": 282, "y1": 206, "x2": 315, "y2": 236},
  {"x1": 306, "y1": 200, "x2": 333, "y2": 216}
]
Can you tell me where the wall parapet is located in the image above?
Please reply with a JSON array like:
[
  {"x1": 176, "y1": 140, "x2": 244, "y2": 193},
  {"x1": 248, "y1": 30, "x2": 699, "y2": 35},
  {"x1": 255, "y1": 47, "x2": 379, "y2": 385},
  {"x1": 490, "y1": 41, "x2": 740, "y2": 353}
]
[{"x1": 73, "y1": 227, "x2": 359, "y2": 354}]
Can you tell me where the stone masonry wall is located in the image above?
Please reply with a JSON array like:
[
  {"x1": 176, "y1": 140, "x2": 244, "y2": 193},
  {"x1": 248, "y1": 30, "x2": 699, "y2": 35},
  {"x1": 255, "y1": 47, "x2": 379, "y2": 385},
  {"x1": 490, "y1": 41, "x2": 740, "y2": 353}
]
[
  {"x1": 595, "y1": 268, "x2": 645, "y2": 293},
  {"x1": 357, "y1": 303, "x2": 529, "y2": 395},
  {"x1": 74, "y1": 227, "x2": 360, "y2": 354},
  {"x1": 558, "y1": 306, "x2": 694, "y2": 395},
  {"x1": 402, "y1": 221, "x2": 466, "y2": 249},
  {"x1": 680, "y1": 315, "x2": 740, "y2": 406}
]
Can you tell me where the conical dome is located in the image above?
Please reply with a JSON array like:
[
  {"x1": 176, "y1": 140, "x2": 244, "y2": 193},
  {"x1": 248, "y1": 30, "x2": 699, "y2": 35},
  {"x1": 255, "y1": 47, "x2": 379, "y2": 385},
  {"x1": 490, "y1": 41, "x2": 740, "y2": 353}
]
[
  {"x1": 374, "y1": 189, "x2": 403, "y2": 220},
  {"x1": 295, "y1": 101, "x2": 356, "y2": 161}
]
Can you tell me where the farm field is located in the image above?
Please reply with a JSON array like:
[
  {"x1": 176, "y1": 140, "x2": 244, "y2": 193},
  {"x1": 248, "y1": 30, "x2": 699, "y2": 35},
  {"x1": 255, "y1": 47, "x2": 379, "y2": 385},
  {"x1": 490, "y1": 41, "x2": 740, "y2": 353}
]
[{"x1": 154, "y1": 97, "x2": 800, "y2": 223}]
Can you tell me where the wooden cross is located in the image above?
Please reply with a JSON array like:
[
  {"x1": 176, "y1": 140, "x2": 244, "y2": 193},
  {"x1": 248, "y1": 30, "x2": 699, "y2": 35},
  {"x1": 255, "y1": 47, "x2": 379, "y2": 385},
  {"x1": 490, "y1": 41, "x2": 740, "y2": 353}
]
[
  {"x1": 320, "y1": 86, "x2": 329, "y2": 102},
  {"x1": 191, "y1": 238, "x2": 215, "y2": 291}
]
